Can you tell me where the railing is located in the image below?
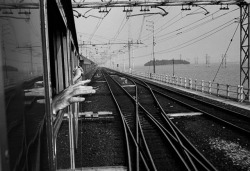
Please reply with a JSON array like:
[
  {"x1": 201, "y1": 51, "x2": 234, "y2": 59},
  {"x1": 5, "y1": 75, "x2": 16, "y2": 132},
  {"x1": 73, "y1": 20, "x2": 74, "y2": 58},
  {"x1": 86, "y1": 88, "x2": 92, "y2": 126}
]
[{"x1": 131, "y1": 71, "x2": 250, "y2": 103}]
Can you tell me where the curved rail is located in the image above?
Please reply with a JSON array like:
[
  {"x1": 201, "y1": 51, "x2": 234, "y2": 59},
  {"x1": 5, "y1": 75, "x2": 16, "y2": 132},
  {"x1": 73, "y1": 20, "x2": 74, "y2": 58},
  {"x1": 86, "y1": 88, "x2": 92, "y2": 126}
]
[
  {"x1": 103, "y1": 71, "x2": 153, "y2": 170},
  {"x1": 138, "y1": 78, "x2": 250, "y2": 135},
  {"x1": 123, "y1": 72, "x2": 250, "y2": 135},
  {"x1": 102, "y1": 72, "x2": 132, "y2": 171},
  {"x1": 104, "y1": 69, "x2": 217, "y2": 171}
]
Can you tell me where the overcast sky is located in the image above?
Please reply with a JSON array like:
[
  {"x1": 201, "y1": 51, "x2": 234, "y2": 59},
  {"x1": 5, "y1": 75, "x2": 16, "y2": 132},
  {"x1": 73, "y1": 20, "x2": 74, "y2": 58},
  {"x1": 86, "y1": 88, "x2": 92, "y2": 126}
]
[{"x1": 74, "y1": 4, "x2": 240, "y2": 66}]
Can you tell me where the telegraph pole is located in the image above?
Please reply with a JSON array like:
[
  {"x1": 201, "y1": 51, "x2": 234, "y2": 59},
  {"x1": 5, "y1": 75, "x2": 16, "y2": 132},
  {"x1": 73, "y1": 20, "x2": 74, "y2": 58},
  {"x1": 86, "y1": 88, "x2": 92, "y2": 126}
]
[
  {"x1": 173, "y1": 58, "x2": 175, "y2": 76},
  {"x1": 123, "y1": 53, "x2": 125, "y2": 72},
  {"x1": 205, "y1": 54, "x2": 210, "y2": 67},
  {"x1": 153, "y1": 26, "x2": 155, "y2": 73},
  {"x1": 146, "y1": 20, "x2": 155, "y2": 73},
  {"x1": 222, "y1": 54, "x2": 227, "y2": 68},
  {"x1": 80, "y1": 35, "x2": 82, "y2": 55},
  {"x1": 79, "y1": 41, "x2": 142, "y2": 71},
  {"x1": 128, "y1": 40, "x2": 131, "y2": 72}
]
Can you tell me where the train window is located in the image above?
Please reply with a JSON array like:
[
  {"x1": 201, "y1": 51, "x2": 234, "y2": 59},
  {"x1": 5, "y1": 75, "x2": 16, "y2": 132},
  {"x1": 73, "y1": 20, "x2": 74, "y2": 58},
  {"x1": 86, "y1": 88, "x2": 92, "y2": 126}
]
[
  {"x1": 0, "y1": 1, "x2": 49, "y2": 170},
  {"x1": 1, "y1": 1, "x2": 84, "y2": 170}
]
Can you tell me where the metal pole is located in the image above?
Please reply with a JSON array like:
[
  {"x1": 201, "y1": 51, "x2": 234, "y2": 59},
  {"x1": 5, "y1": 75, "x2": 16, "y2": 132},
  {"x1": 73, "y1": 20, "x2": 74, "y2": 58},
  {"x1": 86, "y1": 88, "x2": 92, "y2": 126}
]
[
  {"x1": 248, "y1": 4, "x2": 250, "y2": 99},
  {"x1": 123, "y1": 53, "x2": 125, "y2": 72},
  {"x1": 173, "y1": 58, "x2": 175, "y2": 76},
  {"x1": 69, "y1": 109, "x2": 75, "y2": 169},
  {"x1": 153, "y1": 24, "x2": 155, "y2": 73},
  {"x1": 68, "y1": 33, "x2": 76, "y2": 169},
  {"x1": 40, "y1": 0, "x2": 55, "y2": 170},
  {"x1": 128, "y1": 40, "x2": 131, "y2": 73},
  {"x1": 240, "y1": 4, "x2": 250, "y2": 100},
  {"x1": 0, "y1": 25, "x2": 10, "y2": 171},
  {"x1": 240, "y1": 6, "x2": 242, "y2": 87}
]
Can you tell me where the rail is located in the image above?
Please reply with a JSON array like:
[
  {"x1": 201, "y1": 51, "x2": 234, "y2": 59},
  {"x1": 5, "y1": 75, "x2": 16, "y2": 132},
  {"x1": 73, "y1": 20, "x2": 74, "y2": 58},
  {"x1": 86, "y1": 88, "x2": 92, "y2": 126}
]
[{"x1": 131, "y1": 71, "x2": 250, "y2": 102}]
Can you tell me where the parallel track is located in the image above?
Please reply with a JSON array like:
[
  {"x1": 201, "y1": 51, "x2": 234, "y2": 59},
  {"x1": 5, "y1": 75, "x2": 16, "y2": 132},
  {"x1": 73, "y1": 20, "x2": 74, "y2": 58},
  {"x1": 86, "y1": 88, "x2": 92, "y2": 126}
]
[
  {"x1": 103, "y1": 69, "x2": 217, "y2": 171},
  {"x1": 124, "y1": 73, "x2": 250, "y2": 135}
]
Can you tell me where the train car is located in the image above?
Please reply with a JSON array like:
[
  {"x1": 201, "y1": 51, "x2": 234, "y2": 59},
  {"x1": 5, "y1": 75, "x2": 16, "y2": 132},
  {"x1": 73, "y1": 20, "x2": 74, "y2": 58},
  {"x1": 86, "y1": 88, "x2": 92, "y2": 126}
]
[
  {"x1": 79, "y1": 54, "x2": 96, "y2": 79},
  {"x1": 0, "y1": 0, "x2": 94, "y2": 170}
]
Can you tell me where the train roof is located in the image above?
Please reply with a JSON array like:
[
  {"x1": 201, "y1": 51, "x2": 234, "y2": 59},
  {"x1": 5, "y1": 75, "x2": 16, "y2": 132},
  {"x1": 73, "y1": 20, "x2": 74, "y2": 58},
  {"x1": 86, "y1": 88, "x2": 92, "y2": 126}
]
[{"x1": 79, "y1": 55, "x2": 94, "y2": 65}]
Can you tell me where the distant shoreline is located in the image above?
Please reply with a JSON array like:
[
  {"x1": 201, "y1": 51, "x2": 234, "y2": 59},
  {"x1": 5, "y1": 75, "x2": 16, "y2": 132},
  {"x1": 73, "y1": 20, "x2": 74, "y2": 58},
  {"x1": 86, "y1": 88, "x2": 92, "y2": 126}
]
[{"x1": 144, "y1": 59, "x2": 190, "y2": 66}]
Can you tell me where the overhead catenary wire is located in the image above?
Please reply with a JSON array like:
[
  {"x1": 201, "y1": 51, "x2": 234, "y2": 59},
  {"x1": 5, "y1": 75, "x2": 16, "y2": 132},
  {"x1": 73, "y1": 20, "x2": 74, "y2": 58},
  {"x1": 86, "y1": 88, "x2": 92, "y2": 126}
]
[
  {"x1": 155, "y1": 19, "x2": 236, "y2": 54},
  {"x1": 78, "y1": 31, "x2": 127, "y2": 43},
  {"x1": 112, "y1": 14, "x2": 128, "y2": 41},
  {"x1": 140, "y1": 11, "x2": 183, "y2": 41},
  {"x1": 140, "y1": 6, "x2": 203, "y2": 42},
  {"x1": 88, "y1": 10, "x2": 111, "y2": 42},
  {"x1": 153, "y1": 6, "x2": 205, "y2": 35},
  {"x1": 212, "y1": 21, "x2": 240, "y2": 83},
  {"x1": 88, "y1": 15, "x2": 104, "y2": 42},
  {"x1": 156, "y1": 7, "x2": 239, "y2": 43},
  {"x1": 132, "y1": 18, "x2": 236, "y2": 59},
  {"x1": 77, "y1": 4, "x2": 239, "y2": 69},
  {"x1": 93, "y1": 7, "x2": 210, "y2": 58},
  {"x1": 156, "y1": 9, "x2": 221, "y2": 40},
  {"x1": 138, "y1": 16, "x2": 145, "y2": 41},
  {"x1": 132, "y1": 7, "x2": 238, "y2": 54},
  {"x1": 141, "y1": 6, "x2": 238, "y2": 44}
]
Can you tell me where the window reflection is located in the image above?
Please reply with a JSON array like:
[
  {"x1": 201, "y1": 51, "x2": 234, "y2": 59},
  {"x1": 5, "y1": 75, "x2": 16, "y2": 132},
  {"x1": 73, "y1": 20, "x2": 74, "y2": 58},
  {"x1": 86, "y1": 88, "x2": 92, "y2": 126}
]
[{"x1": 0, "y1": 1, "x2": 49, "y2": 170}]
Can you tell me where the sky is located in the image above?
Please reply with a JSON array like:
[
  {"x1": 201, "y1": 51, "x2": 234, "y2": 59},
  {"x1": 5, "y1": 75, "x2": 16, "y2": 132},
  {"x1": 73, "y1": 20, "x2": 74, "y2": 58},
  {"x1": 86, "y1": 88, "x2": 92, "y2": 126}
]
[{"x1": 73, "y1": 2, "x2": 240, "y2": 67}]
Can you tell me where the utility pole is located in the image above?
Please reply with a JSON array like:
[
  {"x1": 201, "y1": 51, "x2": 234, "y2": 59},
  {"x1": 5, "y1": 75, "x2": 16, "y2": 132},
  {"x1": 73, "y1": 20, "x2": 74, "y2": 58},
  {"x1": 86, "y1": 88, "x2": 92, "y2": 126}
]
[
  {"x1": 153, "y1": 27, "x2": 155, "y2": 73},
  {"x1": 222, "y1": 54, "x2": 227, "y2": 68},
  {"x1": 132, "y1": 47, "x2": 134, "y2": 70},
  {"x1": 173, "y1": 58, "x2": 175, "y2": 76},
  {"x1": 128, "y1": 40, "x2": 131, "y2": 72},
  {"x1": 30, "y1": 47, "x2": 33, "y2": 75},
  {"x1": 123, "y1": 53, "x2": 125, "y2": 72},
  {"x1": 127, "y1": 40, "x2": 142, "y2": 73},
  {"x1": 79, "y1": 41, "x2": 142, "y2": 71},
  {"x1": 146, "y1": 20, "x2": 156, "y2": 73},
  {"x1": 80, "y1": 35, "x2": 82, "y2": 55},
  {"x1": 205, "y1": 54, "x2": 210, "y2": 67}
]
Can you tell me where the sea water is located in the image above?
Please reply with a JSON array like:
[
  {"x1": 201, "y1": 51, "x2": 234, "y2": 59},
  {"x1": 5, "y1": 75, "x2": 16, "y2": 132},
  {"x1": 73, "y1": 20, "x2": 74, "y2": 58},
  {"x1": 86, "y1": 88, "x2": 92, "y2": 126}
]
[{"x1": 132, "y1": 62, "x2": 241, "y2": 87}]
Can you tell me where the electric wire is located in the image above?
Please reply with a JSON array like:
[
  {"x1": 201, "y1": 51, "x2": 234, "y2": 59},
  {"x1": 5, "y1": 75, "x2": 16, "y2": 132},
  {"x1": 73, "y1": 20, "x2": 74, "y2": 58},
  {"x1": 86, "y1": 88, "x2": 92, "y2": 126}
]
[
  {"x1": 156, "y1": 7, "x2": 239, "y2": 43},
  {"x1": 156, "y1": 19, "x2": 236, "y2": 54},
  {"x1": 78, "y1": 31, "x2": 127, "y2": 42},
  {"x1": 133, "y1": 8, "x2": 238, "y2": 53},
  {"x1": 141, "y1": 6, "x2": 236, "y2": 44},
  {"x1": 212, "y1": 21, "x2": 240, "y2": 83},
  {"x1": 112, "y1": 15, "x2": 128, "y2": 41},
  {"x1": 140, "y1": 11, "x2": 183, "y2": 41},
  {"x1": 112, "y1": 15, "x2": 126, "y2": 40},
  {"x1": 88, "y1": 12, "x2": 106, "y2": 42},
  {"x1": 156, "y1": 9, "x2": 221, "y2": 40},
  {"x1": 138, "y1": 16, "x2": 145, "y2": 40},
  {"x1": 132, "y1": 19, "x2": 236, "y2": 59},
  {"x1": 153, "y1": 6, "x2": 205, "y2": 35},
  {"x1": 141, "y1": 11, "x2": 189, "y2": 42}
]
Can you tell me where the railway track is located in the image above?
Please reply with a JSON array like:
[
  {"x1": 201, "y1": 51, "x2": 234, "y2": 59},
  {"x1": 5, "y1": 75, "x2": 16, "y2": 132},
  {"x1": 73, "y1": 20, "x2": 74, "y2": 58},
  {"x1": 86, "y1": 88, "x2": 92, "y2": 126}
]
[
  {"x1": 123, "y1": 72, "x2": 250, "y2": 135},
  {"x1": 101, "y1": 68, "x2": 250, "y2": 170},
  {"x1": 103, "y1": 69, "x2": 217, "y2": 171}
]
